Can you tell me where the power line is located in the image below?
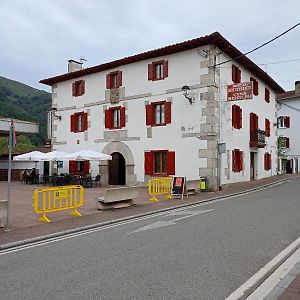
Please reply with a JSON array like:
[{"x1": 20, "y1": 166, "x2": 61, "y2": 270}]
[
  {"x1": 214, "y1": 22, "x2": 300, "y2": 67},
  {"x1": 259, "y1": 58, "x2": 300, "y2": 66}
]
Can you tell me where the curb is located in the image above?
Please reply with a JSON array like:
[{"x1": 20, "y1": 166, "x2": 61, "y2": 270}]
[{"x1": 0, "y1": 176, "x2": 295, "y2": 251}]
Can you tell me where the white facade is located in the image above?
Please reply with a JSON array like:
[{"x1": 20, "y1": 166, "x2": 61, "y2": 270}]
[
  {"x1": 277, "y1": 82, "x2": 300, "y2": 174},
  {"x1": 41, "y1": 33, "x2": 283, "y2": 189}
]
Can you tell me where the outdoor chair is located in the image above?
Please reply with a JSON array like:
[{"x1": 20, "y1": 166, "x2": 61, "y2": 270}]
[{"x1": 92, "y1": 175, "x2": 101, "y2": 188}]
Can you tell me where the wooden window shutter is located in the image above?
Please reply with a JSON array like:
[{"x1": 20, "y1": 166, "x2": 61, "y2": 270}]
[
  {"x1": 232, "y1": 105, "x2": 236, "y2": 128},
  {"x1": 117, "y1": 71, "x2": 122, "y2": 87},
  {"x1": 120, "y1": 107, "x2": 126, "y2": 128},
  {"x1": 144, "y1": 152, "x2": 154, "y2": 175},
  {"x1": 146, "y1": 104, "x2": 154, "y2": 126},
  {"x1": 232, "y1": 65, "x2": 236, "y2": 83},
  {"x1": 106, "y1": 73, "x2": 111, "y2": 89},
  {"x1": 72, "y1": 83, "x2": 76, "y2": 96},
  {"x1": 269, "y1": 154, "x2": 272, "y2": 170},
  {"x1": 285, "y1": 116, "x2": 290, "y2": 128},
  {"x1": 83, "y1": 160, "x2": 90, "y2": 175},
  {"x1": 167, "y1": 151, "x2": 175, "y2": 175},
  {"x1": 148, "y1": 64, "x2": 153, "y2": 81},
  {"x1": 70, "y1": 114, "x2": 77, "y2": 132},
  {"x1": 105, "y1": 109, "x2": 112, "y2": 129},
  {"x1": 238, "y1": 106, "x2": 242, "y2": 129},
  {"x1": 265, "y1": 87, "x2": 270, "y2": 102},
  {"x1": 237, "y1": 68, "x2": 241, "y2": 83},
  {"x1": 69, "y1": 161, "x2": 77, "y2": 173},
  {"x1": 83, "y1": 112, "x2": 88, "y2": 131},
  {"x1": 239, "y1": 151, "x2": 244, "y2": 172},
  {"x1": 163, "y1": 60, "x2": 168, "y2": 78},
  {"x1": 165, "y1": 101, "x2": 171, "y2": 124},
  {"x1": 232, "y1": 150, "x2": 237, "y2": 172},
  {"x1": 264, "y1": 153, "x2": 267, "y2": 170},
  {"x1": 80, "y1": 80, "x2": 85, "y2": 96},
  {"x1": 286, "y1": 137, "x2": 290, "y2": 148},
  {"x1": 265, "y1": 119, "x2": 270, "y2": 137}
]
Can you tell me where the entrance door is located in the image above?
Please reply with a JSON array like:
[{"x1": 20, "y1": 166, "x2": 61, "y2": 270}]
[
  {"x1": 250, "y1": 152, "x2": 255, "y2": 180},
  {"x1": 286, "y1": 160, "x2": 293, "y2": 174},
  {"x1": 44, "y1": 161, "x2": 49, "y2": 176},
  {"x1": 109, "y1": 152, "x2": 126, "y2": 185}
]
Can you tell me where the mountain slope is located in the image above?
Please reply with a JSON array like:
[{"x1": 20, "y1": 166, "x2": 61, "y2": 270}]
[{"x1": 0, "y1": 76, "x2": 51, "y2": 146}]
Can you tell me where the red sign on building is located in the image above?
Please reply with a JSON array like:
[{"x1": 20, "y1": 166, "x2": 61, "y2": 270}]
[{"x1": 227, "y1": 82, "x2": 253, "y2": 101}]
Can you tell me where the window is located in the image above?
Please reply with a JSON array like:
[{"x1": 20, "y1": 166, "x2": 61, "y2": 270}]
[
  {"x1": 232, "y1": 149, "x2": 243, "y2": 173},
  {"x1": 264, "y1": 153, "x2": 272, "y2": 171},
  {"x1": 232, "y1": 64, "x2": 241, "y2": 84},
  {"x1": 232, "y1": 104, "x2": 242, "y2": 129},
  {"x1": 277, "y1": 116, "x2": 290, "y2": 128},
  {"x1": 105, "y1": 106, "x2": 126, "y2": 129},
  {"x1": 278, "y1": 136, "x2": 290, "y2": 149},
  {"x1": 70, "y1": 112, "x2": 88, "y2": 133},
  {"x1": 144, "y1": 150, "x2": 175, "y2": 176},
  {"x1": 106, "y1": 71, "x2": 122, "y2": 89},
  {"x1": 265, "y1": 118, "x2": 270, "y2": 137},
  {"x1": 250, "y1": 77, "x2": 259, "y2": 96},
  {"x1": 72, "y1": 80, "x2": 85, "y2": 97},
  {"x1": 148, "y1": 60, "x2": 168, "y2": 81},
  {"x1": 146, "y1": 101, "x2": 171, "y2": 126},
  {"x1": 69, "y1": 160, "x2": 90, "y2": 175},
  {"x1": 265, "y1": 87, "x2": 270, "y2": 103}
]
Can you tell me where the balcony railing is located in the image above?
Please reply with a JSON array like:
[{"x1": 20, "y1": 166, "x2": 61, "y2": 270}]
[{"x1": 250, "y1": 129, "x2": 266, "y2": 148}]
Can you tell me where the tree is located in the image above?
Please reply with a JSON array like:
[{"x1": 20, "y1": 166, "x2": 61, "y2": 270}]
[
  {"x1": 277, "y1": 136, "x2": 287, "y2": 157},
  {"x1": 0, "y1": 135, "x2": 36, "y2": 155}
]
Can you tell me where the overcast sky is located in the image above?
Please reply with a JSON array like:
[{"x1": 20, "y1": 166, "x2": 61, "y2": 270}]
[{"x1": 0, "y1": 0, "x2": 299, "y2": 92}]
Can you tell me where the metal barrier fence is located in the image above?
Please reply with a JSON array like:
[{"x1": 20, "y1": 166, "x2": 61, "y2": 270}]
[
  {"x1": 33, "y1": 185, "x2": 84, "y2": 223},
  {"x1": 148, "y1": 177, "x2": 173, "y2": 201}
]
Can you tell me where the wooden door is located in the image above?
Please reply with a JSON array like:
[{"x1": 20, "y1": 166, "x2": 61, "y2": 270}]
[{"x1": 109, "y1": 152, "x2": 126, "y2": 185}]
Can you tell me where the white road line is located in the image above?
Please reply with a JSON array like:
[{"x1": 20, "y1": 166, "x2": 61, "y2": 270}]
[
  {"x1": 0, "y1": 181, "x2": 285, "y2": 256},
  {"x1": 225, "y1": 236, "x2": 300, "y2": 300}
]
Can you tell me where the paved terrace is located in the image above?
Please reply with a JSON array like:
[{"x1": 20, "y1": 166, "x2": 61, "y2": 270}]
[{"x1": 0, "y1": 174, "x2": 298, "y2": 245}]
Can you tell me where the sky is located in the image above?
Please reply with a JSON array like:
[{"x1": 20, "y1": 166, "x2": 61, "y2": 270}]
[{"x1": 0, "y1": 0, "x2": 299, "y2": 93}]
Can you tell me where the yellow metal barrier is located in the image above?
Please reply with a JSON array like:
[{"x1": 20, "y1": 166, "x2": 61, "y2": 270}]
[
  {"x1": 148, "y1": 177, "x2": 173, "y2": 202},
  {"x1": 33, "y1": 185, "x2": 84, "y2": 223}
]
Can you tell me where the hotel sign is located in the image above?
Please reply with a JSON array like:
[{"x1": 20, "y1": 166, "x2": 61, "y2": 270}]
[{"x1": 227, "y1": 82, "x2": 253, "y2": 101}]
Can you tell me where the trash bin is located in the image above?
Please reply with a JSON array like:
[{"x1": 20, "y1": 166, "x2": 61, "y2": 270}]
[{"x1": 200, "y1": 176, "x2": 208, "y2": 192}]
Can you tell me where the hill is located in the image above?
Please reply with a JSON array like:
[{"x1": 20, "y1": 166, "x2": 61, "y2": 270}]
[{"x1": 0, "y1": 76, "x2": 51, "y2": 146}]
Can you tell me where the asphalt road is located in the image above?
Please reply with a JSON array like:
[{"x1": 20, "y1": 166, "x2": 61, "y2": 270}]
[{"x1": 0, "y1": 179, "x2": 300, "y2": 299}]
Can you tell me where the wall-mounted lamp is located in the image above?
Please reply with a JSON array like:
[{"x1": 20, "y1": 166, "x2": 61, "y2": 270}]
[
  {"x1": 51, "y1": 107, "x2": 61, "y2": 120},
  {"x1": 181, "y1": 85, "x2": 195, "y2": 104}
]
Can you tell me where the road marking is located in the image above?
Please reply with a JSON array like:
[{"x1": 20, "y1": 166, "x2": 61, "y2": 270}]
[
  {"x1": 225, "y1": 236, "x2": 300, "y2": 300},
  {"x1": 128, "y1": 209, "x2": 214, "y2": 234},
  {"x1": 0, "y1": 181, "x2": 286, "y2": 256}
]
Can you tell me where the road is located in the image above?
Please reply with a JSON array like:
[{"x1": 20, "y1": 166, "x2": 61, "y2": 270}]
[{"x1": 0, "y1": 179, "x2": 300, "y2": 299}]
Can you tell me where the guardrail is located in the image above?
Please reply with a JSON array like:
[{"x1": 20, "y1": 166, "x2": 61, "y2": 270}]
[
  {"x1": 33, "y1": 185, "x2": 84, "y2": 223},
  {"x1": 148, "y1": 177, "x2": 173, "y2": 202}
]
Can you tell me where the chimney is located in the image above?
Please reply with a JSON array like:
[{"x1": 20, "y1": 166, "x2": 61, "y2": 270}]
[
  {"x1": 295, "y1": 81, "x2": 300, "y2": 96},
  {"x1": 68, "y1": 60, "x2": 83, "y2": 73}
]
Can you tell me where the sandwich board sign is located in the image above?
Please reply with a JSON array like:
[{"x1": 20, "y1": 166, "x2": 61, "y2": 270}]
[{"x1": 171, "y1": 176, "x2": 186, "y2": 199}]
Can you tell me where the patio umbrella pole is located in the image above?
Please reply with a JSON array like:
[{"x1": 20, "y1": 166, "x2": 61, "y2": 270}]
[{"x1": 6, "y1": 121, "x2": 13, "y2": 231}]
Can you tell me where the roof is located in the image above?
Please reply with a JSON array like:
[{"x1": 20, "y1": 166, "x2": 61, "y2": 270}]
[
  {"x1": 276, "y1": 90, "x2": 297, "y2": 100},
  {"x1": 40, "y1": 32, "x2": 285, "y2": 93}
]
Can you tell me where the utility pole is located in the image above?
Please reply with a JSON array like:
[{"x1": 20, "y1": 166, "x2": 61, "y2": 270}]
[{"x1": 6, "y1": 120, "x2": 13, "y2": 231}]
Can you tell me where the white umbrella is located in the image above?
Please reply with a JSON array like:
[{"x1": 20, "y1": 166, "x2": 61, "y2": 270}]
[
  {"x1": 39, "y1": 150, "x2": 69, "y2": 161},
  {"x1": 13, "y1": 151, "x2": 45, "y2": 161},
  {"x1": 62, "y1": 149, "x2": 112, "y2": 161}
]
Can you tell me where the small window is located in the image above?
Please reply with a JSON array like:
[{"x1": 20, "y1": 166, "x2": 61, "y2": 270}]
[
  {"x1": 154, "y1": 103, "x2": 165, "y2": 125},
  {"x1": 264, "y1": 153, "x2": 272, "y2": 171},
  {"x1": 250, "y1": 77, "x2": 259, "y2": 96},
  {"x1": 105, "y1": 106, "x2": 126, "y2": 129},
  {"x1": 77, "y1": 114, "x2": 83, "y2": 132},
  {"x1": 265, "y1": 87, "x2": 270, "y2": 103},
  {"x1": 232, "y1": 64, "x2": 241, "y2": 84},
  {"x1": 232, "y1": 104, "x2": 242, "y2": 129},
  {"x1": 77, "y1": 161, "x2": 84, "y2": 172},
  {"x1": 148, "y1": 60, "x2": 168, "y2": 81},
  {"x1": 72, "y1": 80, "x2": 85, "y2": 97},
  {"x1": 70, "y1": 112, "x2": 88, "y2": 133},
  {"x1": 277, "y1": 116, "x2": 290, "y2": 128},
  {"x1": 146, "y1": 101, "x2": 171, "y2": 127},
  {"x1": 106, "y1": 71, "x2": 122, "y2": 89},
  {"x1": 144, "y1": 150, "x2": 175, "y2": 176},
  {"x1": 265, "y1": 118, "x2": 270, "y2": 137},
  {"x1": 113, "y1": 108, "x2": 121, "y2": 128},
  {"x1": 232, "y1": 149, "x2": 243, "y2": 173},
  {"x1": 154, "y1": 151, "x2": 168, "y2": 174}
]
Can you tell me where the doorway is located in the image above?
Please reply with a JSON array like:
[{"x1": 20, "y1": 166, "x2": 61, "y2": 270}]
[
  {"x1": 286, "y1": 160, "x2": 293, "y2": 174},
  {"x1": 109, "y1": 152, "x2": 126, "y2": 185},
  {"x1": 250, "y1": 152, "x2": 256, "y2": 180},
  {"x1": 44, "y1": 161, "x2": 49, "y2": 176}
]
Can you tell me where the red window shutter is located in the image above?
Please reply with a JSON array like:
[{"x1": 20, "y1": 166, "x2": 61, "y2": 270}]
[
  {"x1": 83, "y1": 160, "x2": 90, "y2": 175},
  {"x1": 120, "y1": 107, "x2": 126, "y2": 128},
  {"x1": 167, "y1": 151, "x2": 175, "y2": 175},
  {"x1": 80, "y1": 80, "x2": 85, "y2": 96},
  {"x1": 232, "y1": 105, "x2": 236, "y2": 128},
  {"x1": 163, "y1": 60, "x2": 168, "y2": 78},
  {"x1": 83, "y1": 112, "x2": 88, "y2": 131},
  {"x1": 69, "y1": 161, "x2": 77, "y2": 173},
  {"x1": 238, "y1": 151, "x2": 243, "y2": 172},
  {"x1": 285, "y1": 116, "x2": 290, "y2": 128},
  {"x1": 70, "y1": 114, "x2": 77, "y2": 132},
  {"x1": 146, "y1": 104, "x2": 153, "y2": 126},
  {"x1": 106, "y1": 73, "x2": 111, "y2": 89},
  {"x1": 232, "y1": 65, "x2": 236, "y2": 83},
  {"x1": 286, "y1": 137, "x2": 290, "y2": 148},
  {"x1": 232, "y1": 150, "x2": 236, "y2": 172},
  {"x1": 148, "y1": 64, "x2": 153, "y2": 81},
  {"x1": 165, "y1": 101, "x2": 171, "y2": 124},
  {"x1": 265, "y1": 88, "x2": 270, "y2": 102},
  {"x1": 237, "y1": 68, "x2": 241, "y2": 83},
  {"x1": 238, "y1": 107, "x2": 243, "y2": 129},
  {"x1": 264, "y1": 153, "x2": 267, "y2": 170},
  {"x1": 144, "y1": 152, "x2": 154, "y2": 175},
  {"x1": 72, "y1": 83, "x2": 76, "y2": 96},
  {"x1": 265, "y1": 119, "x2": 270, "y2": 137},
  {"x1": 105, "y1": 109, "x2": 112, "y2": 129},
  {"x1": 269, "y1": 154, "x2": 272, "y2": 170},
  {"x1": 117, "y1": 71, "x2": 122, "y2": 87}
]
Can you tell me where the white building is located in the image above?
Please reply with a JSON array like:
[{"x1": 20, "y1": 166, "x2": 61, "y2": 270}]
[
  {"x1": 276, "y1": 81, "x2": 300, "y2": 174},
  {"x1": 40, "y1": 32, "x2": 284, "y2": 190}
]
